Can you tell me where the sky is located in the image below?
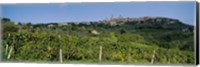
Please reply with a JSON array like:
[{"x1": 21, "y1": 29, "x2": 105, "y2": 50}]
[{"x1": 1, "y1": 2, "x2": 196, "y2": 25}]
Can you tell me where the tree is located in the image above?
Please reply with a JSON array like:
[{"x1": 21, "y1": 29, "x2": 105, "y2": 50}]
[
  {"x1": 2, "y1": 20, "x2": 18, "y2": 33},
  {"x1": 120, "y1": 29, "x2": 126, "y2": 34}
]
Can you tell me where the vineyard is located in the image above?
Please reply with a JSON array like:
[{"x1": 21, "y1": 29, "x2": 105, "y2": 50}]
[{"x1": 1, "y1": 17, "x2": 195, "y2": 64}]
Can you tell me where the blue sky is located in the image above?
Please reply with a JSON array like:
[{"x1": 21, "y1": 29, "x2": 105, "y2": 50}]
[{"x1": 1, "y1": 2, "x2": 196, "y2": 25}]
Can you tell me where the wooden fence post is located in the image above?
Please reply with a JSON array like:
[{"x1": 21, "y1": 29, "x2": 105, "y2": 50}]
[
  {"x1": 168, "y1": 58, "x2": 171, "y2": 64},
  {"x1": 58, "y1": 35, "x2": 63, "y2": 63},
  {"x1": 7, "y1": 46, "x2": 13, "y2": 60},
  {"x1": 151, "y1": 50, "x2": 156, "y2": 64},
  {"x1": 99, "y1": 45, "x2": 102, "y2": 62},
  {"x1": 6, "y1": 33, "x2": 11, "y2": 55},
  {"x1": 5, "y1": 44, "x2": 8, "y2": 55},
  {"x1": 127, "y1": 48, "x2": 131, "y2": 62},
  {"x1": 59, "y1": 48, "x2": 63, "y2": 63}
]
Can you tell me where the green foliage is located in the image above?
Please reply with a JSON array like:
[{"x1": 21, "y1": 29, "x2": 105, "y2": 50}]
[
  {"x1": 2, "y1": 20, "x2": 18, "y2": 33},
  {"x1": 1, "y1": 18, "x2": 195, "y2": 64}
]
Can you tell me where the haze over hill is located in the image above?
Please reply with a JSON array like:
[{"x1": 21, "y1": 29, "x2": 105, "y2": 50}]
[{"x1": 37, "y1": 16, "x2": 194, "y2": 32}]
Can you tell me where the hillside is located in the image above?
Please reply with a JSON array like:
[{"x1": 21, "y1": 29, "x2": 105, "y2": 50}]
[{"x1": 1, "y1": 17, "x2": 195, "y2": 64}]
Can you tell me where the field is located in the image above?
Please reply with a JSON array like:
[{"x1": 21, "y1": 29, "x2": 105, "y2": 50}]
[{"x1": 1, "y1": 17, "x2": 195, "y2": 64}]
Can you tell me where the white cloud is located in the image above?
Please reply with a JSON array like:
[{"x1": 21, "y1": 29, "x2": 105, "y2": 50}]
[{"x1": 59, "y1": 3, "x2": 68, "y2": 7}]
